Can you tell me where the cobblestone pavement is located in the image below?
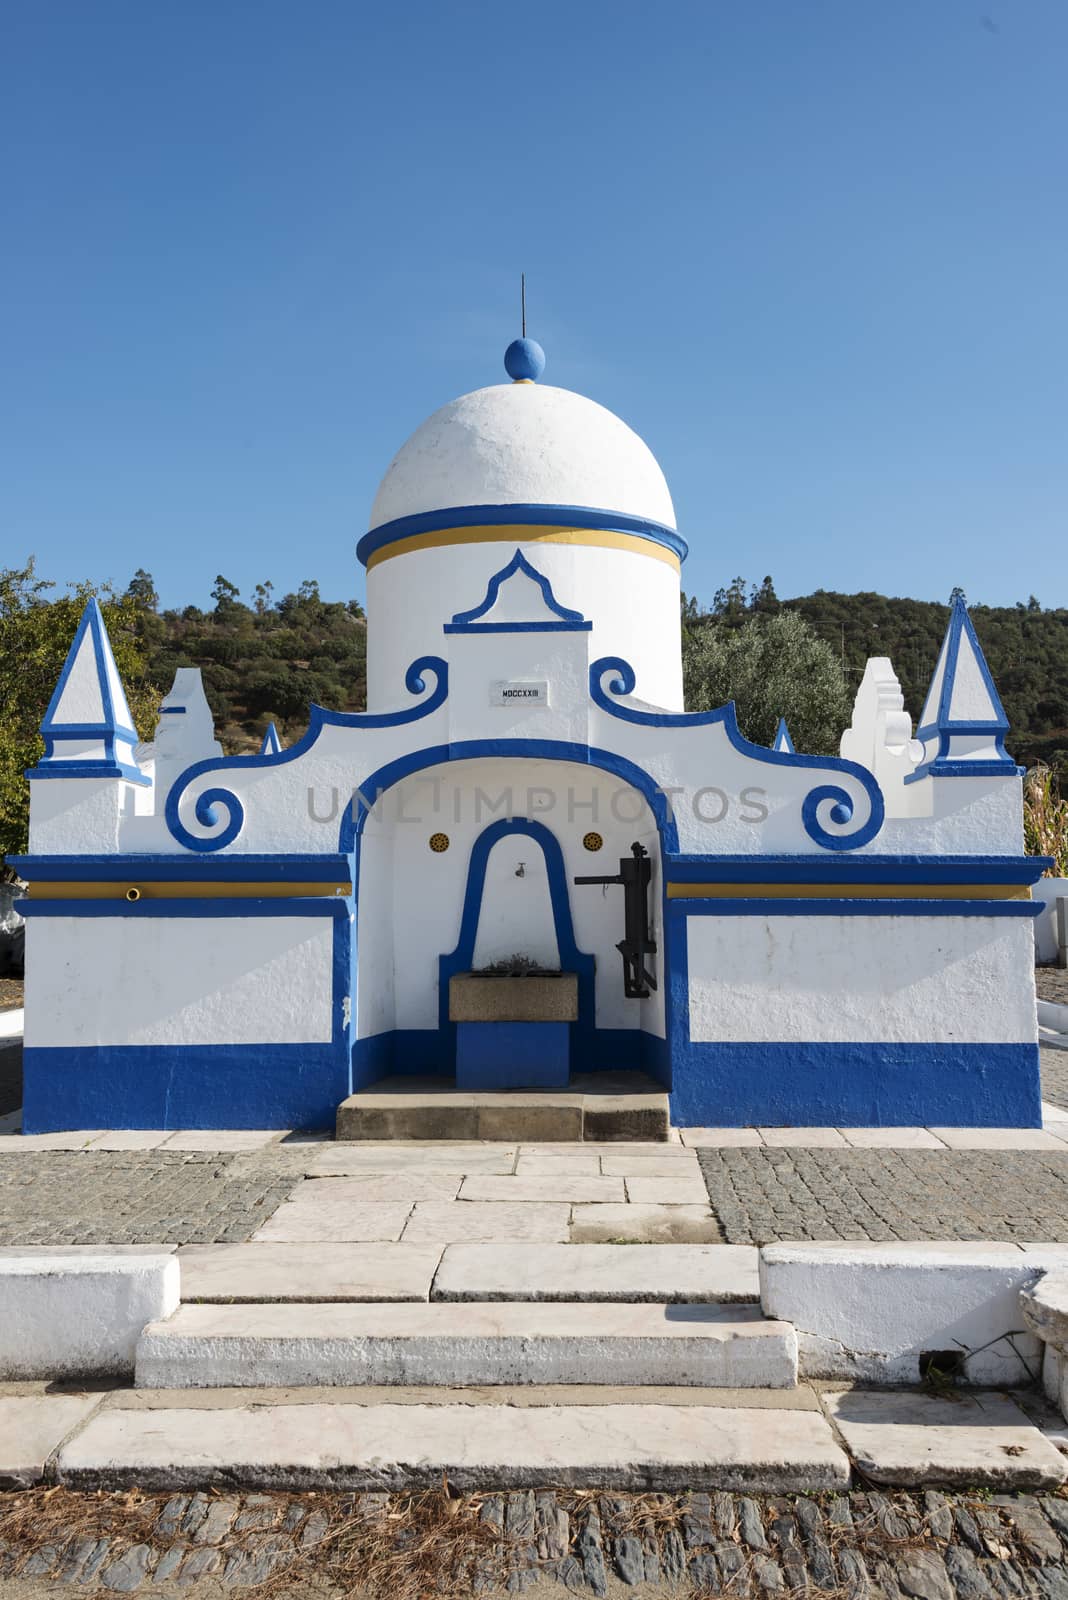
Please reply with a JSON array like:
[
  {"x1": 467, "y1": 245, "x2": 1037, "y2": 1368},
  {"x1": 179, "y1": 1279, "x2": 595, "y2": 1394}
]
[
  {"x1": 698, "y1": 1146, "x2": 1068, "y2": 1244},
  {"x1": 1041, "y1": 1042, "x2": 1068, "y2": 1111},
  {"x1": 2, "y1": 1484, "x2": 1068, "y2": 1596},
  {"x1": 0, "y1": 1150, "x2": 305, "y2": 1246},
  {"x1": 1037, "y1": 969, "x2": 1068, "y2": 1005}
]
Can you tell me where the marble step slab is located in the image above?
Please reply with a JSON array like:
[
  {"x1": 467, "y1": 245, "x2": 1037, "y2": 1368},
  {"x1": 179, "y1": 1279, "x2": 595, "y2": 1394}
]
[
  {"x1": 135, "y1": 1301, "x2": 797, "y2": 1390},
  {"x1": 57, "y1": 1398, "x2": 846, "y2": 1492},
  {"x1": 432, "y1": 1242, "x2": 759, "y2": 1302}
]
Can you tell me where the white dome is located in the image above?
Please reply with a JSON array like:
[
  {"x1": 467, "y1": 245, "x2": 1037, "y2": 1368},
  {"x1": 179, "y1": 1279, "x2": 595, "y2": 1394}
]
[{"x1": 369, "y1": 382, "x2": 676, "y2": 532}]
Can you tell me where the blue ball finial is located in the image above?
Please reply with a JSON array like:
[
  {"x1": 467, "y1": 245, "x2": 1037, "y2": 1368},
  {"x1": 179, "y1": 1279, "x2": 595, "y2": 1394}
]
[{"x1": 504, "y1": 337, "x2": 546, "y2": 382}]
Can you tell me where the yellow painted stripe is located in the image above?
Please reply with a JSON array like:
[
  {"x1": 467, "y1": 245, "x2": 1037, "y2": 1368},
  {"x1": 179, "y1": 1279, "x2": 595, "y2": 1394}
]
[
  {"x1": 29, "y1": 881, "x2": 352, "y2": 900},
  {"x1": 365, "y1": 525, "x2": 681, "y2": 572},
  {"x1": 665, "y1": 882, "x2": 1031, "y2": 901}
]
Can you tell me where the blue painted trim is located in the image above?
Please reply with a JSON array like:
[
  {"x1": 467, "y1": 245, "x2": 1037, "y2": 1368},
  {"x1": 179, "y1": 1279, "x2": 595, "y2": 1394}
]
[
  {"x1": 357, "y1": 503, "x2": 689, "y2": 568},
  {"x1": 260, "y1": 722, "x2": 282, "y2": 755},
  {"x1": 589, "y1": 657, "x2": 885, "y2": 853},
  {"x1": 906, "y1": 759, "x2": 1026, "y2": 785},
  {"x1": 444, "y1": 548, "x2": 591, "y2": 634},
  {"x1": 18, "y1": 898, "x2": 349, "y2": 918},
  {"x1": 351, "y1": 1026, "x2": 652, "y2": 1084},
  {"x1": 772, "y1": 718, "x2": 795, "y2": 754},
  {"x1": 26, "y1": 761, "x2": 151, "y2": 786},
  {"x1": 931, "y1": 596, "x2": 1011, "y2": 733},
  {"x1": 667, "y1": 1042, "x2": 1043, "y2": 1129},
  {"x1": 160, "y1": 706, "x2": 187, "y2": 715},
  {"x1": 8, "y1": 852, "x2": 352, "y2": 881},
  {"x1": 667, "y1": 897, "x2": 1041, "y2": 917},
  {"x1": 163, "y1": 655, "x2": 448, "y2": 852},
  {"x1": 457, "y1": 1021, "x2": 570, "y2": 1090},
  {"x1": 665, "y1": 854, "x2": 1052, "y2": 886},
  {"x1": 21, "y1": 1045, "x2": 347, "y2": 1132},
  {"x1": 437, "y1": 817, "x2": 597, "y2": 1047}
]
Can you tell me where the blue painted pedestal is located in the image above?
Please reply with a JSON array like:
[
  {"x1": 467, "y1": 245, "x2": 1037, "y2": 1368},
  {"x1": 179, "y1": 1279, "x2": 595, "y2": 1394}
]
[{"x1": 455, "y1": 1021, "x2": 570, "y2": 1091}]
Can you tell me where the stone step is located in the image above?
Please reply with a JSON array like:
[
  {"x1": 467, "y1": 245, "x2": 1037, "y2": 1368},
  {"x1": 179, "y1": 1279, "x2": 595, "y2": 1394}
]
[
  {"x1": 135, "y1": 1302, "x2": 797, "y2": 1390},
  {"x1": 431, "y1": 1242, "x2": 759, "y2": 1302},
  {"x1": 56, "y1": 1398, "x2": 846, "y2": 1492},
  {"x1": 335, "y1": 1072, "x2": 669, "y2": 1143}
]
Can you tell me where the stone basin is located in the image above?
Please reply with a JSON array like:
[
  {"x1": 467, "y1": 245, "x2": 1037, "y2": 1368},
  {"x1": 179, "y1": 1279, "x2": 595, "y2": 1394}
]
[{"x1": 449, "y1": 972, "x2": 578, "y2": 1024}]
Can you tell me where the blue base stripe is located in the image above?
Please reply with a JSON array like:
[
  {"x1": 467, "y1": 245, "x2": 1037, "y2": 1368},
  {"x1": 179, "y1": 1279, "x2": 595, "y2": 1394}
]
[
  {"x1": 667, "y1": 1042, "x2": 1042, "y2": 1129},
  {"x1": 21, "y1": 1045, "x2": 348, "y2": 1132}
]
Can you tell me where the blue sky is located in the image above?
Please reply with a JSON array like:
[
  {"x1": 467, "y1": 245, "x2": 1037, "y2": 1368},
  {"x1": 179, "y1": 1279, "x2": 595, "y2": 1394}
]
[{"x1": 3, "y1": 0, "x2": 1066, "y2": 613}]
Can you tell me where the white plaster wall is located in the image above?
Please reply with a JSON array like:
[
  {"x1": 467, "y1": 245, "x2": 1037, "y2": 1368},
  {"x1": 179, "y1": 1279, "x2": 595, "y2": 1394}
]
[
  {"x1": 367, "y1": 540, "x2": 682, "y2": 714},
  {"x1": 686, "y1": 914, "x2": 1036, "y2": 1044},
  {"x1": 447, "y1": 628, "x2": 590, "y2": 748},
  {"x1": 358, "y1": 757, "x2": 664, "y2": 1040},
  {"x1": 25, "y1": 916, "x2": 335, "y2": 1047},
  {"x1": 369, "y1": 383, "x2": 675, "y2": 532},
  {"x1": 29, "y1": 778, "x2": 128, "y2": 855},
  {"x1": 472, "y1": 834, "x2": 560, "y2": 969}
]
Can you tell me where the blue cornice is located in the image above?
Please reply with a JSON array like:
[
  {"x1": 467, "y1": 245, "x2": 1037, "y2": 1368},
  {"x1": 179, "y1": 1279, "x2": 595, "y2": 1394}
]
[
  {"x1": 665, "y1": 854, "x2": 1052, "y2": 886},
  {"x1": 8, "y1": 852, "x2": 352, "y2": 881},
  {"x1": 357, "y1": 503, "x2": 688, "y2": 568}
]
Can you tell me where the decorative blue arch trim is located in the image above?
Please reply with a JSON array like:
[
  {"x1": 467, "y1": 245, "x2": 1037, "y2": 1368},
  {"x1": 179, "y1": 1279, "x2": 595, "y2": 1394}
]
[
  {"x1": 163, "y1": 656, "x2": 448, "y2": 852},
  {"x1": 444, "y1": 549, "x2": 592, "y2": 634},
  {"x1": 589, "y1": 657, "x2": 885, "y2": 852},
  {"x1": 357, "y1": 503, "x2": 689, "y2": 568},
  {"x1": 437, "y1": 818, "x2": 597, "y2": 1036}
]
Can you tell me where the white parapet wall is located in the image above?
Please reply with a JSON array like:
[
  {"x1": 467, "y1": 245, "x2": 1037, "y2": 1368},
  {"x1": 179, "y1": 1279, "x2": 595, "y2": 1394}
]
[
  {"x1": 1032, "y1": 878, "x2": 1068, "y2": 966},
  {"x1": 759, "y1": 1242, "x2": 1068, "y2": 1386},
  {"x1": 0, "y1": 1249, "x2": 179, "y2": 1379}
]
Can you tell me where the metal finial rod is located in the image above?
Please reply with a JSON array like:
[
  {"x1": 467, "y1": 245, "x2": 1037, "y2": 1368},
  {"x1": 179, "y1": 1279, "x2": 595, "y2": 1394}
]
[{"x1": 521, "y1": 273, "x2": 526, "y2": 338}]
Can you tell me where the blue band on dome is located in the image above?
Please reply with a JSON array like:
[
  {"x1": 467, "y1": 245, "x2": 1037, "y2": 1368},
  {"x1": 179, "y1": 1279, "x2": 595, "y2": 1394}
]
[{"x1": 356, "y1": 504, "x2": 688, "y2": 568}]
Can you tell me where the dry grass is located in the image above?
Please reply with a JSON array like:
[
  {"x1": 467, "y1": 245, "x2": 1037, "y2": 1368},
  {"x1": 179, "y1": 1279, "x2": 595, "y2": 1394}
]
[{"x1": 1024, "y1": 763, "x2": 1068, "y2": 876}]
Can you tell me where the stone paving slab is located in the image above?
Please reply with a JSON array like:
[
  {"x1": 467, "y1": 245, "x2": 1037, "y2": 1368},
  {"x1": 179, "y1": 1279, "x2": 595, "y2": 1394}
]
[
  {"x1": 432, "y1": 1243, "x2": 759, "y2": 1302},
  {"x1": 822, "y1": 1388, "x2": 1068, "y2": 1489},
  {"x1": 569, "y1": 1202, "x2": 722, "y2": 1243},
  {"x1": 134, "y1": 1302, "x2": 798, "y2": 1390},
  {"x1": 300, "y1": 1172, "x2": 464, "y2": 1201},
  {"x1": 459, "y1": 1174, "x2": 627, "y2": 1203},
  {"x1": 0, "y1": 1393, "x2": 101, "y2": 1488},
  {"x1": 177, "y1": 1242, "x2": 445, "y2": 1302},
  {"x1": 401, "y1": 1200, "x2": 572, "y2": 1243},
  {"x1": 623, "y1": 1174, "x2": 710, "y2": 1205},
  {"x1": 251, "y1": 1199, "x2": 413, "y2": 1243},
  {"x1": 307, "y1": 1144, "x2": 518, "y2": 1175},
  {"x1": 55, "y1": 1399, "x2": 848, "y2": 1490}
]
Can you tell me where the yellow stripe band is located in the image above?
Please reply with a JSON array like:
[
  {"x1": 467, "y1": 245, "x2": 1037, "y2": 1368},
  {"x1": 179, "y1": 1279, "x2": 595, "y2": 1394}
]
[
  {"x1": 365, "y1": 524, "x2": 681, "y2": 572},
  {"x1": 28, "y1": 881, "x2": 352, "y2": 901}
]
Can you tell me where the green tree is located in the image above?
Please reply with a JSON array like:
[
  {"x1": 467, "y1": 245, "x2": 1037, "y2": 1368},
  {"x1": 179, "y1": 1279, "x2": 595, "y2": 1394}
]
[
  {"x1": 0, "y1": 561, "x2": 160, "y2": 873},
  {"x1": 682, "y1": 607, "x2": 852, "y2": 755},
  {"x1": 125, "y1": 568, "x2": 159, "y2": 612}
]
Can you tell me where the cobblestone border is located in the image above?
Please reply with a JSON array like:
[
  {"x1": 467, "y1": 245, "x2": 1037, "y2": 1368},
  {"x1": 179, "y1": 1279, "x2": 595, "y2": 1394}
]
[{"x1": 2, "y1": 1484, "x2": 1068, "y2": 1596}]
